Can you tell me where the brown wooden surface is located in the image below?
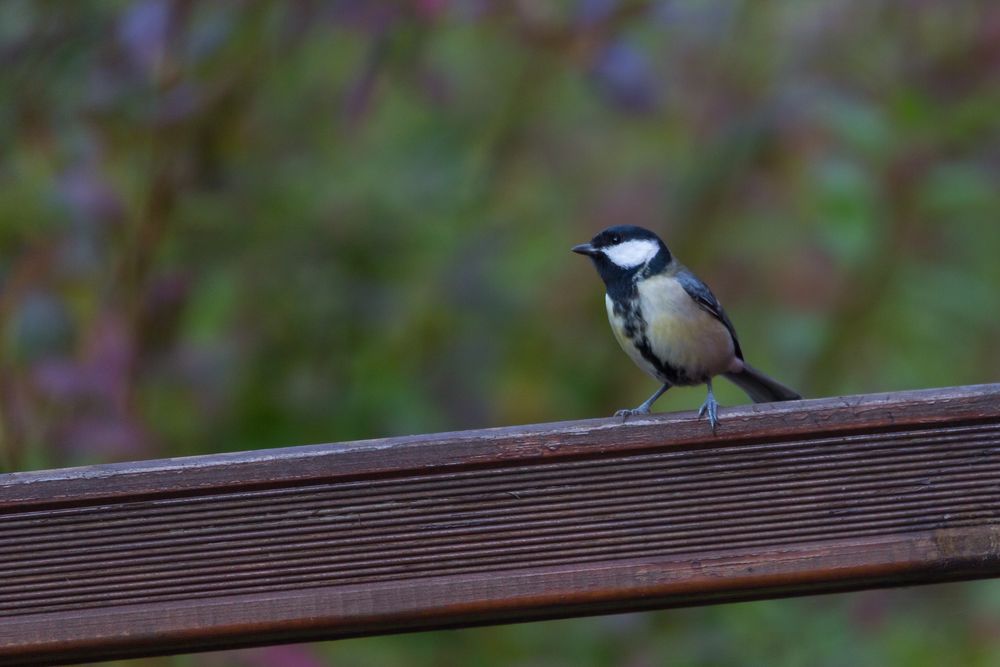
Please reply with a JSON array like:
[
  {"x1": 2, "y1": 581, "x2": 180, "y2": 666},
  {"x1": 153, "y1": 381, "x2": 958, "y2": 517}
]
[{"x1": 2, "y1": 384, "x2": 999, "y2": 665}]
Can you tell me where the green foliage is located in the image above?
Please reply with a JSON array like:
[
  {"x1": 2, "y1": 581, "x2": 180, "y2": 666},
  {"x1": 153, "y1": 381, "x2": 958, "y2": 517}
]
[{"x1": 2, "y1": 1, "x2": 999, "y2": 665}]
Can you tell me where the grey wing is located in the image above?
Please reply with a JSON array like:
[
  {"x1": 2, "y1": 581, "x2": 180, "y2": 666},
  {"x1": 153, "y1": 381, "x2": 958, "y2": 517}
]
[{"x1": 675, "y1": 268, "x2": 744, "y2": 360}]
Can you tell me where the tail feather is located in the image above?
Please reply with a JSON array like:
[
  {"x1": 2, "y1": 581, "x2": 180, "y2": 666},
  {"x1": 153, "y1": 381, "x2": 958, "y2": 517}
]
[{"x1": 724, "y1": 364, "x2": 801, "y2": 403}]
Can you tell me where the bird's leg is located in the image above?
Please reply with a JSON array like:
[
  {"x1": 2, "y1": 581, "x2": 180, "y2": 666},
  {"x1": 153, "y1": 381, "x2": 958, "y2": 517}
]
[
  {"x1": 615, "y1": 383, "x2": 670, "y2": 420},
  {"x1": 697, "y1": 379, "x2": 720, "y2": 433}
]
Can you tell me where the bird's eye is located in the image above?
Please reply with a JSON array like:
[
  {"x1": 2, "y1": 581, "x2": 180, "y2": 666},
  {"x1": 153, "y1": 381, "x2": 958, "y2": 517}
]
[{"x1": 610, "y1": 234, "x2": 621, "y2": 244}]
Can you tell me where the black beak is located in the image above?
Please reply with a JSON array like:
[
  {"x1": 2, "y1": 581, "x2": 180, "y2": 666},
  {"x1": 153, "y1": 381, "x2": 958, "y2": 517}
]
[{"x1": 572, "y1": 243, "x2": 598, "y2": 256}]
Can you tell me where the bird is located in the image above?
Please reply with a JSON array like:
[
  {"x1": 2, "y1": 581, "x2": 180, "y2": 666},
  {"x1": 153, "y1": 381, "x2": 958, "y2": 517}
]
[{"x1": 572, "y1": 224, "x2": 800, "y2": 430}]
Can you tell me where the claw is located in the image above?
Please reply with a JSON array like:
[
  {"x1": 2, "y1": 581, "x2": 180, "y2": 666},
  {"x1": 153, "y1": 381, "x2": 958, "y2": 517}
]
[
  {"x1": 698, "y1": 381, "x2": 720, "y2": 434},
  {"x1": 612, "y1": 384, "x2": 670, "y2": 423},
  {"x1": 614, "y1": 406, "x2": 650, "y2": 423},
  {"x1": 697, "y1": 400, "x2": 718, "y2": 433}
]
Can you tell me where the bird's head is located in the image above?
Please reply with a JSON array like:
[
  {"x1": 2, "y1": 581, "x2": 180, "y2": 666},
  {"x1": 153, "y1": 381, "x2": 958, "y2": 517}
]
[{"x1": 572, "y1": 225, "x2": 671, "y2": 285}]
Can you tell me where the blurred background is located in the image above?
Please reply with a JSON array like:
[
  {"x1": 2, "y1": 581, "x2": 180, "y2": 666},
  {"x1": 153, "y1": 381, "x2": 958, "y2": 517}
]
[{"x1": 1, "y1": 0, "x2": 999, "y2": 665}]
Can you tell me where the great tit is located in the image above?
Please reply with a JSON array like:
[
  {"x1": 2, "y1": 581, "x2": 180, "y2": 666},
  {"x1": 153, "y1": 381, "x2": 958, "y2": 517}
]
[{"x1": 573, "y1": 224, "x2": 800, "y2": 429}]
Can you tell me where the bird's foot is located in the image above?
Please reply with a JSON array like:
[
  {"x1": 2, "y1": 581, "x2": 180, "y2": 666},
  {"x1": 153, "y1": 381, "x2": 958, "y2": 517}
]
[
  {"x1": 614, "y1": 406, "x2": 650, "y2": 423},
  {"x1": 697, "y1": 395, "x2": 719, "y2": 433}
]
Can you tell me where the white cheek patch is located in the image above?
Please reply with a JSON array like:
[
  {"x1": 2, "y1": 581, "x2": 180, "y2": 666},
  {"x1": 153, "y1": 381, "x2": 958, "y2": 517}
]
[{"x1": 603, "y1": 239, "x2": 659, "y2": 268}]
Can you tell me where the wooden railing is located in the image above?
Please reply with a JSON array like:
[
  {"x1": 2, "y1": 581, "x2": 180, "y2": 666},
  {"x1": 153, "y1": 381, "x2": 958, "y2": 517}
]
[{"x1": 2, "y1": 384, "x2": 999, "y2": 665}]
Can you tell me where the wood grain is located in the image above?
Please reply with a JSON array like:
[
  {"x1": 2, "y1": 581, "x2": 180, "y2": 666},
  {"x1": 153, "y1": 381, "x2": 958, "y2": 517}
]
[{"x1": 1, "y1": 384, "x2": 999, "y2": 665}]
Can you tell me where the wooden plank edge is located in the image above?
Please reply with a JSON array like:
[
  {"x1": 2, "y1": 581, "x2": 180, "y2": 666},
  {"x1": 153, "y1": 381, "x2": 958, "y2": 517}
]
[
  {"x1": 2, "y1": 526, "x2": 999, "y2": 666},
  {"x1": 2, "y1": 383, "x2": 998, "y2": 509}
]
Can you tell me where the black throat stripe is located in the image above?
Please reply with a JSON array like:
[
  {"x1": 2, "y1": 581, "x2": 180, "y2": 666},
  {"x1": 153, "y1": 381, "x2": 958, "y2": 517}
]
[{"x1": 608, "y1": 282, "x2": 696, "y2": 387}]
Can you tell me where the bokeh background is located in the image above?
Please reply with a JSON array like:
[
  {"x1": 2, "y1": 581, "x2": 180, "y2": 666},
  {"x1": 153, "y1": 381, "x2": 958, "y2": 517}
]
[{"x1": 2, "y1": 0, "x2": 999, "y2": 665}]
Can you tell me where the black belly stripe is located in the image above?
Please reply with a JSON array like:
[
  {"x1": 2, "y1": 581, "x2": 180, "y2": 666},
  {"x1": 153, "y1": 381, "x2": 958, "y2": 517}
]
[
  {"x1": 634, "y1": 337, "x2": 695, "y2": 386},
  {"x1": 610, "y1": 293, "x2": 696, "y2": 387}
]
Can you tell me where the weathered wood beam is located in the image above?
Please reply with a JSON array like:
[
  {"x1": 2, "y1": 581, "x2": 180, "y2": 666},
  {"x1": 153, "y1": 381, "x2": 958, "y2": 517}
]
[{"x1": 1, "y1": 384, "x2": 999, "y2": 665}]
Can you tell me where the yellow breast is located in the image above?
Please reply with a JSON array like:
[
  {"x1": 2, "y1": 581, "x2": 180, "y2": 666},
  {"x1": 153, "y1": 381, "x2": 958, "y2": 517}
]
[{"x1": 605, "y1": 274, "x2": 736, "y2": 385}]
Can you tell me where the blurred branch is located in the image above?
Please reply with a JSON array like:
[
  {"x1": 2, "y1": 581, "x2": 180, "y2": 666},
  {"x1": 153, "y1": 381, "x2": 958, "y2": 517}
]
[
  {"x1": 513, "y1": 0, "x2": 652, "y2": 64},
  {"x1": 0, "y1": 243, "x2": 58, "y2": 471},
  {"x1": 803, "y1": 150, "x2": 930, "y2": 393}
]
